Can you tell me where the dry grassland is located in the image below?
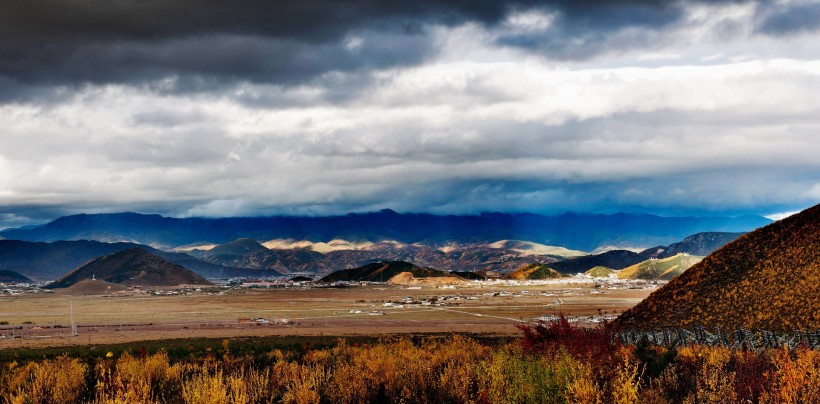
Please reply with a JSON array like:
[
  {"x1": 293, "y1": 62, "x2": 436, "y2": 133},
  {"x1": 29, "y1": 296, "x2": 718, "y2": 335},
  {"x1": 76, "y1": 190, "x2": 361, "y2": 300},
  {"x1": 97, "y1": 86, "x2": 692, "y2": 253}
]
[{"x1": 0, "y1": 282, "x2": 653, "y2": 348}]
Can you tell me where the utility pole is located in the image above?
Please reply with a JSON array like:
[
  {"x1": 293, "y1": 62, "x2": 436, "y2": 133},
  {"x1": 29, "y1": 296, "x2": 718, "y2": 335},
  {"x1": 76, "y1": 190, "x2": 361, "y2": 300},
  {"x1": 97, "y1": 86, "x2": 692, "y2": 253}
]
[{"x1": 70, "y1": 300, "x2": 78, "y2": 336}]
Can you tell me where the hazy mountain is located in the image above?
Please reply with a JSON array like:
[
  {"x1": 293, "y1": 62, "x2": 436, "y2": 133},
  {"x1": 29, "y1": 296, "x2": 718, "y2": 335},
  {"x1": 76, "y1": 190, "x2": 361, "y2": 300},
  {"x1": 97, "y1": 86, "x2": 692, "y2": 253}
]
[
  {"x1": 0, "y1": 239, "x2": 269, "y2": 281},
  {"x1": 46, "y1": 248, "x2": 212, "y2": 289},
  {"x1": 319, "y1": 261, "x2": 454, "y2": 283},
  {"x1": 616, "y1": 203, "x2": 820, "y2": 331},
  {"x1": 549, "y1": 250, "x2": 646, "y2": 274},
  {"x1": 0, "y1": 210, "x2": 770, "y2": 251},
  {"x1": 0, "y1": 269, "x2": 31, "y2": 283}
]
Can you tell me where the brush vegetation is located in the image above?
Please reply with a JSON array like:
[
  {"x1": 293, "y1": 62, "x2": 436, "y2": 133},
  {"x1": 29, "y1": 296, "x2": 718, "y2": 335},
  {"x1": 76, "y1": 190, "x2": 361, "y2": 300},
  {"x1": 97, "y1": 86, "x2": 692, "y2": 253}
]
[
  {"x1": 4, "y1": 322, "x2": 820, "y2": 403},
  {"x1": 618, "y1": 203, "x2": 820, "y2": 331}
]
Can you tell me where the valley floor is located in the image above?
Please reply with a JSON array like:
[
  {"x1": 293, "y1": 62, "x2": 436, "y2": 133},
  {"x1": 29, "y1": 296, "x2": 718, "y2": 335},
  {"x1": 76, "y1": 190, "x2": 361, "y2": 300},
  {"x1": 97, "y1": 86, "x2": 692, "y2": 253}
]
[{"x1": 0, "y1": 281, "x2": 654, "y2": 348}]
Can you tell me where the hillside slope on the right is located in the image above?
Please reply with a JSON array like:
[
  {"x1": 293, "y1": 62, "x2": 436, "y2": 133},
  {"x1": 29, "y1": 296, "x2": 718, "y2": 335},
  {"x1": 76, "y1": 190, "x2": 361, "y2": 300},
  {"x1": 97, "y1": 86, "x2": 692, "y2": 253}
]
[{"x1": 616, "y1": 204, "x2": 820, "y2": 332}]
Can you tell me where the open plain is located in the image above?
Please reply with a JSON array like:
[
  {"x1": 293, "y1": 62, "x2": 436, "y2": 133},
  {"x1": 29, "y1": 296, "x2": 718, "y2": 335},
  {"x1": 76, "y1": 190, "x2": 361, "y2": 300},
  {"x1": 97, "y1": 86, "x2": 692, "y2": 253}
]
[{"x1": 0, "y1": 280, "x2": 655, "y2": 348}]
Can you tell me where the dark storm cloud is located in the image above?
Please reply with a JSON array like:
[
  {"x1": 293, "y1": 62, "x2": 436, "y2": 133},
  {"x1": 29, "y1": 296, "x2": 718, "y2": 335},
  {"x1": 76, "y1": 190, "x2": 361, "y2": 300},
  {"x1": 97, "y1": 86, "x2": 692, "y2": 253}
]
[
  {"x1": 496, "y1": 2, "x2": 685, "y2": 59},
  {"x1": 0, "y1": 0, "x2": 735, "y2": 95},
  {"x1": 757, "y1": 2, "x2": 820, "y2": 35}
]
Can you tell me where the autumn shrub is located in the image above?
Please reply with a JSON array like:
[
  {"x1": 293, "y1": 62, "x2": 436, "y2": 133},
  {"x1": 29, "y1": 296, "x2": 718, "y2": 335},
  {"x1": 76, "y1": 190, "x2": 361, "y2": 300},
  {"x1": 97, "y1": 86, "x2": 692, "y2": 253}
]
[
  {"x1": 517, "y1": 317, "x2": 620, "y2": 365},
  {"x1": 6, "y1": 328, "x2": 820, "y2": 403},
  {"x1": 760, "y1": 347, "x2": 820, "y2": 403},
  {"x1": 1, "y1": 355, "x2": 88, "y2": 403}
]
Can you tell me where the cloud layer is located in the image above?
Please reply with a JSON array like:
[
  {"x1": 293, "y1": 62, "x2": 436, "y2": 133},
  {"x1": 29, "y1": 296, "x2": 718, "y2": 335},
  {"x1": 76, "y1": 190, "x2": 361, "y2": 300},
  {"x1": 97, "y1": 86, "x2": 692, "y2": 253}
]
[{"x1": 1, "y1": 0, "x2": 820, "y2": 227}]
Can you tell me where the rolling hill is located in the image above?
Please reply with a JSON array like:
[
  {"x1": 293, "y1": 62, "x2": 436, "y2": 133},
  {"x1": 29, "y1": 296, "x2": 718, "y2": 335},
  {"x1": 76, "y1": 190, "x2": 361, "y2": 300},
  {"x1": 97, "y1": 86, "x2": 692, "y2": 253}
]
[
  {"x1": 616, "y1": 203, "x2": 820, "y2": 331},
  {"x1": 0, "y1": 210, "x2": 770, "y2": 251},
  {"x1": 617, "y1": 254, "x2": 703, "y2": 281},
  {"x1": 549, "y1": 250, "x2": 646, "y2": 274},
  {"x1": 505, "y1": 263, "x2": 566, "y2": 280},
  {"x1": 46, "y1": 248, "x2": 212, "y2": 289},
  {"x1": 585, "y1": 266, "x2": 615, "y2": 278},
  {"x1": 319, "y1": 261, "x2": 455, "y2": 283},
  {"x1": 0, "y1": 269, "x2": 31, "y2": 283}
]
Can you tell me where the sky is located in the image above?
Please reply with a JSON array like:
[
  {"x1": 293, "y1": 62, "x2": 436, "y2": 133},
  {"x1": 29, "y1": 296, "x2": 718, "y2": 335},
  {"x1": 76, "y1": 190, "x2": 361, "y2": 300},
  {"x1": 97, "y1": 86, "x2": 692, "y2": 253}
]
[{"x1": 1, "y1": 0, "x2": 820, "y2": 228}]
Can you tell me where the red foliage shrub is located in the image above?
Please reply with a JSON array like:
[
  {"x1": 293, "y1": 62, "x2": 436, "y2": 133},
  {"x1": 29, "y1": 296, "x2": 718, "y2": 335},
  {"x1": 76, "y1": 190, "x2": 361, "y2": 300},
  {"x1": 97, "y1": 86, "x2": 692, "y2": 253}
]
[{"x1": 517, "y1": 316, "x2": 620, "y2": 363}]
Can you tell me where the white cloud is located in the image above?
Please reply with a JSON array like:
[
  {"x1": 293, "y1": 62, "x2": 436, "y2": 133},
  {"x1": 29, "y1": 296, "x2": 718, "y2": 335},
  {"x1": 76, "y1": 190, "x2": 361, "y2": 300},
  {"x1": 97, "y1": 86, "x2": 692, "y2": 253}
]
[
  {"x1": 1, "y1": 1, "x2": 820, "y2": 218},
  {"x1": 765, "y1": 210, "x2": 800, "y2": 221}
]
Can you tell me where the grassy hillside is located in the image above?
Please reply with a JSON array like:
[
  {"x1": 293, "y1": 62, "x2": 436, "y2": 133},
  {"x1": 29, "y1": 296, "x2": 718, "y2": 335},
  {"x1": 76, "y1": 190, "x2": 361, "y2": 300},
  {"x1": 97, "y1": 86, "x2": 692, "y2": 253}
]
[
  {"x1": 617, "y1": 254, "x2": 703, "y2": 281},
  {"x1": 616, "y1": 203, "x2": 820, "y2": 331},
  {"x1": 505, "y1": 263, "x2": 566, "y2": 280},
  {"x1": 585, "y1": 266, "x2": 615, "y2": 278}
]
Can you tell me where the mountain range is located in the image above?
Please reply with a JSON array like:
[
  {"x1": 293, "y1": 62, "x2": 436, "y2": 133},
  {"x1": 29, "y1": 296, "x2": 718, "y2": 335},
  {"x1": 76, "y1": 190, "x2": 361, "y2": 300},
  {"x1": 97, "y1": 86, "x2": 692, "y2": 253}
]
[
  {"x1": 0, "y1": 239, "x2": 273, "y2": 281},
  {"x1": 0, "y1": 225, "x2": 748, "y2": 281},
  {"x1": 0, "y1": 210, "x2": 770, "y2": 251}
]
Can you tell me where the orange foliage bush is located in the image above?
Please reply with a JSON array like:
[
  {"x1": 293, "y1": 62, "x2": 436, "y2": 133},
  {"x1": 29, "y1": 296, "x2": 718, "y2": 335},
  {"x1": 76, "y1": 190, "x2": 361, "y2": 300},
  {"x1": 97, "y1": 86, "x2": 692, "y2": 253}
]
[{"x1": 3, "y1": 329, "x2": 820, "y2": 403}]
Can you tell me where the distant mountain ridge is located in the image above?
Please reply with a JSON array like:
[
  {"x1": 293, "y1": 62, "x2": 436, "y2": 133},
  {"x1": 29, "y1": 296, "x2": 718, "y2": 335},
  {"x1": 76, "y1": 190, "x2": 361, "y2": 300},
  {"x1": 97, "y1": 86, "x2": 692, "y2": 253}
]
[
  {"x1": 0, "y1": 239, "x2": 272, "y2": 281},
  {"x1": 549, "y1": 250, "x2": 646, "y2": 274},
  {"x1": 653, "y1": 232, "x2": 745, "y2": 258},
  {"x1": 186, "y1": 229, "x2": 749, "y2": 276},
  {"x1": 319, "y1": 261, "x2": 455, "y2": 283},
  {"x1": 0, "y1": 210, "x2": 770, "y2": 251},
  {"x1": 191, "y1": 238, "x2": 565, "y2": 274}
]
